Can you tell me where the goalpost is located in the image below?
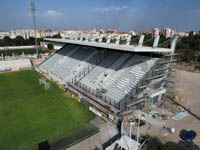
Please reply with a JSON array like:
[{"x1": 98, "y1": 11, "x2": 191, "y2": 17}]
[{"x1": 39, "y1": 79, "x2": 50, "y2": 90}]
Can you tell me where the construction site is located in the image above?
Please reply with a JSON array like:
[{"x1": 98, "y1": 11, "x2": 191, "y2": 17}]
[{"x1": 1, "y1": 32, "x2": 199, "y2": 150}]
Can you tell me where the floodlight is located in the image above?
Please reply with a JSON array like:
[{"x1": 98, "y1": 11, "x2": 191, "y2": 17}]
[{"x1": 29, "y1": 0, "x2": 38, "y2": 58}]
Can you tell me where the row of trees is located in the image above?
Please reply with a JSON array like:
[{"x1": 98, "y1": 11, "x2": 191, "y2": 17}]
[
  {"x1": 176, "y1": 32, "x2": 200, "y2": 62},
  {"x1": 142, "y1": 137, "x2": 200, "y2": 150},
  {"x1": 0, "y1": 34, "x2": 61, "y2": 47},
  {"x1": 0, "y1": 36, "x2": 37, "y2": 46},
  {"x1": 176, "y1": 32, "x2": 200, "y2": 51},
  {"x1": 141, "y1": 31, "x2": 200, "y2": 62}
]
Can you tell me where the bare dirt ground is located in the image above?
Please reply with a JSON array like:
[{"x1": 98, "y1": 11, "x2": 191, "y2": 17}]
[
  {"x1": 161, "y1": 70, "x2": 200, "y2": 144},
  {"x1": 135, "y1": 69, "x2": 200, "y2": 149},
  {"x1": 165, "y1": 70, "x2": 200, "y2": 146}
]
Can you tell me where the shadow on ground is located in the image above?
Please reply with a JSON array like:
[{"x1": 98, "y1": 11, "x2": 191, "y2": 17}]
[
  {"x1": 167, "y1": 95, "x2": 200, "y2": 121},
  {"x1": 38, "y1": 124, "x2": 99, "y2": 150}
]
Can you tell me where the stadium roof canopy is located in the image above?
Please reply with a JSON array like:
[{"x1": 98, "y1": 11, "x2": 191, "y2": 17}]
[{"x1": 44, "y1": 34, "x2": 178, "y2": 54}]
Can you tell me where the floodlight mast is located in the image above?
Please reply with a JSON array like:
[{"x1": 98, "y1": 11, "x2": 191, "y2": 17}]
[{"x1": 30, "y1": 0, "x2": 38, "y2": 58}]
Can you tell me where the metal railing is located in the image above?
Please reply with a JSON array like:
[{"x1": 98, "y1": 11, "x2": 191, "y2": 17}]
[
  {"x1": 71, "y1": 80, "x2": 120, "y2": 109},
  {"x1": 72, "y1": 50, "x2": 109, "y2": 82}
]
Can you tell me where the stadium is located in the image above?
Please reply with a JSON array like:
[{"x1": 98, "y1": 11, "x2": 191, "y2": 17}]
[
  {"x1": 39, "y1": 33, "x2": 178, "y2": 121},
  {"x1": 0, "y1": 32, "x2": 179, "y2": 149}
]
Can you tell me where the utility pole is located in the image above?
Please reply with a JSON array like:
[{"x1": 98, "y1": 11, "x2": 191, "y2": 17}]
[{"x1": 30, "y1": 0, "x2": 38, "y2": 58}]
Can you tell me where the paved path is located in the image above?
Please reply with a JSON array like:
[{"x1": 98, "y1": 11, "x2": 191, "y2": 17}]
[{"x1": 67, "y1": 118, "x2": 118, "y2": 150}]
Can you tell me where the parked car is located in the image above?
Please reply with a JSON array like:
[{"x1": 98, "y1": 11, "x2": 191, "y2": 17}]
[{"x1": 180, "y1": 130, "x2": 197, "y2": 142}]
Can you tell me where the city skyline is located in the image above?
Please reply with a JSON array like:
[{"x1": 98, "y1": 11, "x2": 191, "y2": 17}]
[{"x1": 0, "y1": 0, "x2": 200, "y2": 32}]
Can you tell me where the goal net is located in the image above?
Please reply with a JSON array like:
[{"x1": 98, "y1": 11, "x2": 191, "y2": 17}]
[{"x1": 39, "y1": 79, "x2": 51, "y2": 90}]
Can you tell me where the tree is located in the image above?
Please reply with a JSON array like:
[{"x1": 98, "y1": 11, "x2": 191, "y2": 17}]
[
  {"x1": 111, "y1": 38, "x2": 116, "y2": 43},
  {"x1": 14, "y1": 36, "x2": 25, "y2": 46},
  {"x1": 188, "y1": 146, "x2": 200, "y2": 150},
  {"x1": 130, "y1": 35, "x2": 139, "y2": 45},
  {"x1": 162, "y1": 143, "x2": 176, "y2": 150},
  {"x1": 178, "y1": 49, "x2": 196, "y2": 62},
  {"x1": 141, "y1": 136, "x2": 200, "y2": 150},
  {"x1": 52, "y1": 34, "x2": 61, "y2": 38},
  {"x1": 102, "y1": 37, "x2": 106, "y2": 42},
  {"x1": 189, "y1": 31, "x2": 194, "y2": 37},
  {"x1": 175, "y1": 32, "x2": 200, "y2": 63},
  {"x1": 3, "y1": 36, "x2": 12, "y2": 46},
  {"x1": 1, "y1": 36, "x2": 41, "y2": 46},
  {"x1": 197, "y1": 54, "x2": 200, "y2": 61},
  {"x1": 47, "y1": 43, "x2": 54, "y2": 49}
]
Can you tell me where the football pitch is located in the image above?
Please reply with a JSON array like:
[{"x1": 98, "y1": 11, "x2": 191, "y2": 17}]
[{"x1": 0, "y1": 70, "x2": 96, "y2": 150}]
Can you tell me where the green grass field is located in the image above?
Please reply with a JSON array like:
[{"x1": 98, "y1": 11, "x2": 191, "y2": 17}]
[{"x1": 0, "y1": 70, "x2": 96, "y2": 150}]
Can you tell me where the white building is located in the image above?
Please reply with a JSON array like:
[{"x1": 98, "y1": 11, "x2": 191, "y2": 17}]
[{"x1": 0, "y1": 32, "x2": 9, "y2": 39}]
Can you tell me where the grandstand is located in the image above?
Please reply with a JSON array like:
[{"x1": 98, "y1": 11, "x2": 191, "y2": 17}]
[
  {"x1": 39, "y1": 33, "x2": 178, "y2": 121},
  {"x1": 0, "y1": 59, "x2": 32, "y2": 72}
]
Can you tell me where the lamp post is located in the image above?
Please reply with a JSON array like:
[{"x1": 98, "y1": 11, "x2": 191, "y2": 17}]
[
  {"x1": 120, "y1": 121, "x2": 123, "y2": 150},
  {"x1": 129, "y1": 120, "x2": 135, "y2": 150},
  {"x1": 137, "y1": 113, "x2": 141, "y2": 143},
  {"x1": 30, "y1": 0, "x2": 38, "y2": 58}
]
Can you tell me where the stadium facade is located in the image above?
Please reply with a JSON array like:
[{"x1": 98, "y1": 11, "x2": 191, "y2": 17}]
[{"x1": 38, "y1": 33, "x2": 178, "y2": 121}]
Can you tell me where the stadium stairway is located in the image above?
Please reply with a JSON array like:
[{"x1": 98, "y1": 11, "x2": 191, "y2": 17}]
[
  {"x1": 49, "y1": 45, "x2": 80, "y2": 71},
  {"x1": 80, "y1": 51, "x2": 122, "y2": 90},
  {"x1": 64, "y1": 49, "x2": 98, "y2": 81},
  {"x1": 39, "y1": 44, "x2": 78, "y2": 72},
  {"x1": 104, "y1": 55, "x2": 159, "y2": 103},
  {"x1": 101, "y1": 53, "x2": 132, "y2": 86},
  {"x1": 51, "y1": 46, "x2": 95, "y2": 82}
]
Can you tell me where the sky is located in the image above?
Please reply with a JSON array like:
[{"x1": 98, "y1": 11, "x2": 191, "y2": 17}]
[{"x1": 0, "y1": 0, "x2": 200, "y2": 32}]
